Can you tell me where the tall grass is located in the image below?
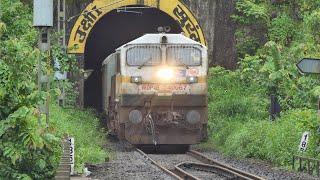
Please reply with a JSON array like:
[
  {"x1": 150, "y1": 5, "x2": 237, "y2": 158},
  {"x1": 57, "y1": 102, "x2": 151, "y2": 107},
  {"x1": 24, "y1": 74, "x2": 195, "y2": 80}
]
[
  {"x1": 207, "y1": 67, "x2": 320, "y2": 167},
  {"x1": 50, "y1": 104, "x2": 110, "y2": 172}
]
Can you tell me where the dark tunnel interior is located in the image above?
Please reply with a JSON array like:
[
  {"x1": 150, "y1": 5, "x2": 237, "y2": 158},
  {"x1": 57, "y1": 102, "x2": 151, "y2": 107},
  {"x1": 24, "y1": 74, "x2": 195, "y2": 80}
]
[{"x1": 84, "y1": 7, "x2": 183, "y2": 110}]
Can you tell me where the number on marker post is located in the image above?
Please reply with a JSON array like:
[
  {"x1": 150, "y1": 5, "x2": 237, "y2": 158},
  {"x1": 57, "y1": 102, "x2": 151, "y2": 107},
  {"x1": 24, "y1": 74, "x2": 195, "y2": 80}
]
[{"x1": 299, "y1": 132, "x2": 309, "y2": 152}]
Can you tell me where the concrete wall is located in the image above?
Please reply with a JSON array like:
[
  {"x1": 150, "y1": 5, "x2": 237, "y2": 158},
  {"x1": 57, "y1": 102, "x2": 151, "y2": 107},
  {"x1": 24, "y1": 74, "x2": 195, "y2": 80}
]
[
  {"x1": 184, "y1": 0, "x2": 236, "y2": 69},
  {"x1": 65, "y1": 0, "x2": 236, "y2": 68},
  {"x1": 211, "y1": 0, "x2": 237, "y2": 69}
]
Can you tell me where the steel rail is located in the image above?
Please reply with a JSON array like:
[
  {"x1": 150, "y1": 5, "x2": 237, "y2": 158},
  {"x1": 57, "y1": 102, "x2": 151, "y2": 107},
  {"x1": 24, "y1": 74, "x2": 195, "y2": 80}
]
[
  {"x1": 136, "y1": 148, "x2": 182, "y2": 180},
  {"x1": 187, "y1": 150, "x2": 265, "y2": 180},
  {"x1": 175, "y1": 162, "x2": 255, "y2": 180},
  {"x1": 173, "y1": 162, "x2": 200, "y2": 180},
  {"x1": 135, "y1": 148, "x2": 264, "y2": 180}
]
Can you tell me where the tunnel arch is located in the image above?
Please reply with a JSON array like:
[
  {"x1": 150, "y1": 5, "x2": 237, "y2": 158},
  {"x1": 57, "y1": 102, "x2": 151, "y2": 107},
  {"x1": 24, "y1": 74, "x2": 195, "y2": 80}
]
[{"x1": 67, "y1": 0, "x2": 206, "y2": 110}]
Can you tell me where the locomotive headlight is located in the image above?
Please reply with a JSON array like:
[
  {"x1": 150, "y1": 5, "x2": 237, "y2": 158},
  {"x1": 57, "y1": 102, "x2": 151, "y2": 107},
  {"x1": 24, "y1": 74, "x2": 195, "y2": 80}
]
[
  {"x1": 129, "y1": 110, "x2": 143, "y2": 124},
  {"x1": 187, "y1": 76, "x2": 198, "y2": 84},
  {"x1": 156, "y1": 67, "x2": 174, "y2": 81},
  {"x1": 131, "y1": 76, "x2": 142, "y2": 84},
  {"x1": 186, "y1": 110, "x2": 201, "y2": 124}
]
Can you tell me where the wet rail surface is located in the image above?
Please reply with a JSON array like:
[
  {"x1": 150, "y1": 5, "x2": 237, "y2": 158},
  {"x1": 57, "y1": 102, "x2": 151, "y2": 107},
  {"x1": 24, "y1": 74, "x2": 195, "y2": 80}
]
[{"x1": 136, "y1": 148, "x2": 265, "y2": 180}]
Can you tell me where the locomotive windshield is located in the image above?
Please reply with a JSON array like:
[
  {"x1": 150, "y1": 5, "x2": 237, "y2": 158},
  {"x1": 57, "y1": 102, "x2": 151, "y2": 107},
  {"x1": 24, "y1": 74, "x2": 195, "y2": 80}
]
[
  {"x1": 126, "y1": 45, "x2": 202, "y2": 67},
  {"x1": 167, "y1": 46, "x2": 201, "y2": 66},
  {"x1": 126, "y1": 46, "x2": 162, "y2": 66}
]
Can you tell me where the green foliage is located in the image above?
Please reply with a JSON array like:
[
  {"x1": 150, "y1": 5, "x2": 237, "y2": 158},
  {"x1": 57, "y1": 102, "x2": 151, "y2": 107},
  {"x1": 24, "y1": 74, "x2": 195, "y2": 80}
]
[
  {"x1": 0, "y1": 0, "x2": 64, "y2": 178},
  {"x1": 297, "y1": 0, "x2": 320, "y2": 12},
  {"x1": 234, "y1": 0, "x2": 320, "y2": 110},
  {"x1": 304, "y1": 9, "x2": 320, "y2": 43},
  {"x1": 207, "y1": 67, "x2": 268, "y2": 133},
  {"x1": 233, "y1": 0, "x2": 270, "y2": 26},
  {"x1": 223, "y1": 109, "x2": 319, "y2": 166},
  {"x1": 233, "y1": 0, "x2": 270, "y2": 58},
  {"x1": 235, "y1": 30, "x2": 261, "y2": 58},
  {"x1": 234, "y1": 0, "x2": 320, "y2": 58},
  {"x1": 1, "y1": 0, "x2": 106, "y2": 178},
  {"x1": 51, "y1": 80, "x2": 79, "y2": 107},
  {"x1": 51, "y1": 32, "x2": 78, "y2": 73},
  {"x1": 208, "y1": 67, "x2": 320, "y2": 167},
  {"x1": 0, "y1": 22, "x2": 6, "y2": 37},
  {"x1": 268, "y1": 14, "x2": 295, "y2": 45},
  {"x1": 207, "y1": 68, "x2": 267, "y2": 120},
  {"x1": 0, "y1": 107, "x2": 61, "y2": 179},
  {"x1": 208, "y1": 0, "x2": 320, "y2": 168},
  {"x1": 50, "y1": 32, "x2": 79, "y2": 107},
  {"x1": 0, "y1": 0, "x2": 39, "y2": 119},
  {"x1": 50, "y1": 105, "x2": 110, "y2": 172}
]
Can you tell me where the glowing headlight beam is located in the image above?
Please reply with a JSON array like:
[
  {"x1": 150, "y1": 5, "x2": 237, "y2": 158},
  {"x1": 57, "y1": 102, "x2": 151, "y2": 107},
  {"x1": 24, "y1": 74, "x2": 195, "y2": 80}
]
[
  {"x1": 156, "y1": 68, "x2": 174, "y2": 81},
  {"x1": 187, "y1": 76, "x2": 198, "y2": 84}
]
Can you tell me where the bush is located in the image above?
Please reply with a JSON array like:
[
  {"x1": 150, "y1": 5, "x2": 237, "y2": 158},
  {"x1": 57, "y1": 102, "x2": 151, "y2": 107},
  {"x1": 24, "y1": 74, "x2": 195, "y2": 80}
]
[
  {"x1": 0, "y1": 0, "x2": 96, "y2": 178},
  {"x1": 0, "y1": 107, "x2": 61, "y2": 179},
  {"x1": 268, "y1": 14, "x2": 296, "y2": 45},
  {"x1": 207, "y1": 0, "x2": 320, "y2": 169},
  {"x1": 207, "y1": 67, "x2": 268, "y2": 129},
  {"x1": 208, "y1": 66, "x2": 320, "y2": 167},
  {"x1": 0, "y1": 1, "x2": 61, "y2": 179},
  {"x1": 221, "y1": 109, "x2": 318, "y2": 166}
]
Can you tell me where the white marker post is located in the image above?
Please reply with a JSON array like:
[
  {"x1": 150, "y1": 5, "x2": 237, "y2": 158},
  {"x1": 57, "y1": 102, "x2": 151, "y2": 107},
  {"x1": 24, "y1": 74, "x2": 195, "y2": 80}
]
[
  {"x1": 299, "y1": 132, "x2": 310, "y2": 152},
  {"x1": 68, "y1": 137, "x2": 75, "y2": 175}
]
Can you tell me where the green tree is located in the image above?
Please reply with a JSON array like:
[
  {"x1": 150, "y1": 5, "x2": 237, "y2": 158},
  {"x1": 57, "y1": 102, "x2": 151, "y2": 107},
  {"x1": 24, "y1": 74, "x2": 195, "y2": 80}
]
[{"x1": 0, "y1": 0, "x2": 60, "y2": 178}]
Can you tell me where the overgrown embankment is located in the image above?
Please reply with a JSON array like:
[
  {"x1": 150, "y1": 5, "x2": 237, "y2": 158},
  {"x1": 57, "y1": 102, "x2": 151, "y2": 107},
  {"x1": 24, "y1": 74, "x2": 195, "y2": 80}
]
[
  {"x1": 51, "y1": 105, "x2": 110, "y2": 172},
  {"x1": 0, "y1": 1, "x2": 60, "y2": 178},
  {"x1": 207, "y1": 68, "x2": 319, "y2": 167},
  {"x1": 0, "y1": 0, "x2": 109, "y2": 179},
  {"x1": 207, "y1": 0, "x2": 320, "y2": 168}
]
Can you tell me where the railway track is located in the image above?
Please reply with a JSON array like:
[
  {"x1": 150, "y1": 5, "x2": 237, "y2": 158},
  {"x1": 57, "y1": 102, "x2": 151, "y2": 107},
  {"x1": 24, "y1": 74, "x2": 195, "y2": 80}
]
[{"x1": 136, "y1": 148, "x2": 265, "y2": 180}]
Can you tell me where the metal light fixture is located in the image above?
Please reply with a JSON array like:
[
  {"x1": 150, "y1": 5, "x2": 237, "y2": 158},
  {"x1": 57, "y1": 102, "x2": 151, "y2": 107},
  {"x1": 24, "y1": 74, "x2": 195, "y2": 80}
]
[
  {"x1": 187, "y1": 76, "x2": 198, "y2": 84},
  {"x1": 83, "y1": 69, "x2": 94, "y2": 80},
  {"x1": 186, "y1": 110, "x2": 201, "y2": 124},
  {"x1": 131, "y1": 76, "x2": 142, "y2": 84},
  {"x1": 129, "y1": 110, "x2": 143, "y2": 124}
]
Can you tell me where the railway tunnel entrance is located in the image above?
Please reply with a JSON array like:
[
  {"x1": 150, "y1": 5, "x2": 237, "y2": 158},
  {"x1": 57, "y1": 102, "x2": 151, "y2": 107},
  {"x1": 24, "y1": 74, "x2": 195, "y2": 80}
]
[{"x1": 68, "y1": 0, "x2": 206, "y2": 110}]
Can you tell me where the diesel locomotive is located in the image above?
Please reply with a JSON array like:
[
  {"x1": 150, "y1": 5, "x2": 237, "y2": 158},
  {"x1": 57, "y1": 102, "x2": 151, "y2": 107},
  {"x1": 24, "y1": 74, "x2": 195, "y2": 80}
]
[{"x1": 102, "y1": 34, "x2": 208, "y2": 147}]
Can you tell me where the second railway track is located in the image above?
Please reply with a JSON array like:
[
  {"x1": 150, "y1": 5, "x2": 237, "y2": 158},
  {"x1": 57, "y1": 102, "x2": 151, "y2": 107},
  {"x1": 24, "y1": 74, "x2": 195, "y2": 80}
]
[{"x1": 136, "y1": 148, "x2": 265, "y2": 180}]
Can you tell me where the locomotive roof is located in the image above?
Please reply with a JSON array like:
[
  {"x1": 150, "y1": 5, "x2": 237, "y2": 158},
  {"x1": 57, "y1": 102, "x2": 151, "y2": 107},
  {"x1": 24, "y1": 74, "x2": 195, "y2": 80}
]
[
  {"x1": 118, "y1": 33, "x2": 204, "y2": 49},
  {"x1": 103, "y1": 34, "x2": 207, "y2": 65}
]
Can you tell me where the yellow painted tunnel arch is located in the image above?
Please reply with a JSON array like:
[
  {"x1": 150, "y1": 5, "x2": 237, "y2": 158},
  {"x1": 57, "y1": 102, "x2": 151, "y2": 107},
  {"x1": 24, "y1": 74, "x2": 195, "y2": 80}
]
[{"x1": 67, "y1": 0, "x2": 207, "y2": 54}]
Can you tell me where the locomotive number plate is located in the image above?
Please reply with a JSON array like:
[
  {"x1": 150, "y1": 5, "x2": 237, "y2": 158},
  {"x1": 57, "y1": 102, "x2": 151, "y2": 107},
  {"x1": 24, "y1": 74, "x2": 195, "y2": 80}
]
[{"x1": 139, "y1": 84, "x2": 190, "y2": 94}]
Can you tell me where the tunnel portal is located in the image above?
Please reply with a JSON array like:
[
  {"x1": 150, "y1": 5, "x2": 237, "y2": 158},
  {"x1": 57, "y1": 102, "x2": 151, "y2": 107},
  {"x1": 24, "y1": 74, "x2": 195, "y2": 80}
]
[{"x1": 84, "y1": 7, "x2": 182, "y2": 110}]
